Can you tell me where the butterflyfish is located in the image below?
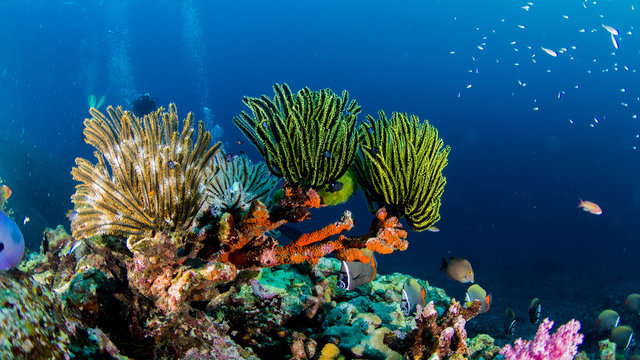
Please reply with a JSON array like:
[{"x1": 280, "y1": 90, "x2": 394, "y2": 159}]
[
  {"x1": 0, "y1": 211, "x2": 25, "y2": 270},
  {"x1": 504, "y1": 308, "x2": 516, "y2": 335},
  {"x1": 337, "y1": 249, "x2": 377, "y2": 291},
  {"x1": 625, "y1": 293, "x2": 640, "y2": 314},
  {"x1": 465, "y1": 284, "x2": 492, "y2": 313},
  {"x1": 596, "y1": 309, "x2": 620, "y2": 332},
  {"x1": 440, "y1": 257, "x2": 474, "y2": 283},
  {"x1": 578, "y1": 199, "x2": 602, "y2": 215},
  {"x1": 529, "y1": 298, "x2": 541, "y2": 324},
  {"x1": 401, "y1": 278, "x2": 426, "y2": 316},
  {"x1": 610, "y1": 325, "x2": 634, "y2": 350}
]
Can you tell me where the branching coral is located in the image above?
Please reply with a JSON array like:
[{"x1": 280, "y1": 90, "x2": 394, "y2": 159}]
[
  {"x1": 384, "y1": 299, "x2": 481, "y2": 359},
  {"x1": 215, "y1": 183, "x2": 408, "y2": 270},
  {"x1": 204, "y1": 151, "x2": 279, "y2": 214},
  {"x1": 233, "y1": 83, "x2": 361, "y2": 189},
  {"x1": 354, "y1": 111, "x2": 450, "y2": 231},
  {"x1": 500, "y1": 318, "x2": 584, "y2": 360},
  {"x1": 70, "y1": 104, "x2": 220, "y2": 240}
]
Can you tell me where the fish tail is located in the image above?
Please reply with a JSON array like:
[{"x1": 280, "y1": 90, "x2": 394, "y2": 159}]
[{"x1": 440, "y1": 258, "x2": 448, "y2": 271}]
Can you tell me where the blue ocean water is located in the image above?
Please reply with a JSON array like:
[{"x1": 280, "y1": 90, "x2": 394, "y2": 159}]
[{"x1": 1, "y1": 0, "x2": 639, "y2": 348}]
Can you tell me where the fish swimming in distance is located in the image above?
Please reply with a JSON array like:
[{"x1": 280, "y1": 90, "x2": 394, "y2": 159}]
[
  {"x1": 441, "y1": 257, "x2": 474, "y2": 283},
  {"x1": 578, "y1": 199, "x2": 602, "y2": 215}
]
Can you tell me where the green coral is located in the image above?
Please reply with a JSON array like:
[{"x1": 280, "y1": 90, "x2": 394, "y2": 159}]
[
  {"x1": 233, "y1": 83, "x2": 361, "y2": 189},
  {"x1": 354, "y1": 111, "x2": 450, "y2": 231}
]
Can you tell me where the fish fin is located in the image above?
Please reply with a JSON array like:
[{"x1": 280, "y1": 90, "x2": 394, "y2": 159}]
[
  {"x1": 421, "y1": 287, "x2": 426, "y2": 302},
  {"x1": 370, "y1": 252, "x2": 377, "y2": 270},
  {"x1": 486, "y1": 294, "x2": 492, "y2": 310},
  {"x1": 440, "y1": 258, "x2": 448, "y2": 271}
]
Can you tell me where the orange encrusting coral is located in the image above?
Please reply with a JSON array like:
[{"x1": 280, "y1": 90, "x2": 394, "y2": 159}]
[
  {"x1": 364, "y1": 208, "x2": 409, "y2": 254},
  {"x1": 292, "y1": 211, "x2": 355, "y2": 247},
  {"x1": 217, "y1": 201, "x2": 286, "y2": 265}
]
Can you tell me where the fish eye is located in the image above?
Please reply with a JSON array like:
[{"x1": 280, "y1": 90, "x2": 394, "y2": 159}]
[{"x1": 0, "y1": 242, "x2": 4, "y2": 251}]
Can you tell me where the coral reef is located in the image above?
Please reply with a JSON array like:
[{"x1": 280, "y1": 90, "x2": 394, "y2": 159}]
[
  {"x1": 12, "y1": 89, "x2": 466, "y2": 359},
  {"x1": 204, "y1": 150, "x2": 279, "y2": 215},
  {"x1": 14, "y1": 222, "x2": 495, "y2": 360},
  {"x1": 234, "y1": 83, "x2": 361, "y2": 189},
  {"x1": 382, "y1": 298, "x2": 481, "y2": 359},
  {"x1": 0, "y1": 270, "x2": 126, "y2": 359},
  {"x1": 354, "y1": 111, "x2": 451, "y2": 231},
  {"x1": 70, "y1": 104, "x2": 220, "y2": 240}
]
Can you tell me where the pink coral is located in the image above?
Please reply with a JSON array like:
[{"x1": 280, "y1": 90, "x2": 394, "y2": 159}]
[{"x1": 500, "y1": 318, "x2": 584, "y2": 360}]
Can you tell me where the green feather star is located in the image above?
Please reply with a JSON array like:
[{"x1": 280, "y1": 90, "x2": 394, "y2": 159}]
[
  {"x1": 354, "y1": 111, "x2": 450, "y2": 231},
  {"x1": 234, "y1": 83, "x2": 361, "y2": 189}
]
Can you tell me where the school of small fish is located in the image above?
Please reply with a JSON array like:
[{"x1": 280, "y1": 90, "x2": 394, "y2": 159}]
[{"x1": 449, "y1": 0, "x2": 640, "y2": 147}]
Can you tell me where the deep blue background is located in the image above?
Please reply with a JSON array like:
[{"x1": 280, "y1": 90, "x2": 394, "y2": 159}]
[{"x1": 1, "y1": 0, "x2": 639, "y2": 344}]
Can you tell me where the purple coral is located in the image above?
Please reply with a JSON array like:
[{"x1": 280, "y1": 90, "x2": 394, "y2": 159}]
[{"x1": 500, "y1": 318, "x2": 584, "y2": 360}]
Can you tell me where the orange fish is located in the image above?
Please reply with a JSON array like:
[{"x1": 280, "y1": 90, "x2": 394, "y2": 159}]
[
  {"x1": 578, "y1": 199, "x2": 602, "y2": 215},
  {"x1": 1, "y1": 185, "x2": 11, "y2": 200}
]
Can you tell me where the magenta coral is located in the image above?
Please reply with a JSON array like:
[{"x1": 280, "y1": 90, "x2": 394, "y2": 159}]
[{"x1": 500, "y1": 318, "x2": 584, "y2": 360}]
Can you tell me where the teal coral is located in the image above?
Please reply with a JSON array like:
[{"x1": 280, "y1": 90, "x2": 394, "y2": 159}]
[
  {"x1": 204, "y1": 151, "x2": 280, "y2": 214},
  {"x1": 234, "y1": 83, "x2": 361, "y2": 189}
]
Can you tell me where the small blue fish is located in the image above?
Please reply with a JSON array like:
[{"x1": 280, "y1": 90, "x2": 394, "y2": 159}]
[
  {"x1": 261, "y1": 121, "x2": 269, "y2": 129},
  {"x1": 365, "y1": 146, "x2": 380, "y2": 156},
  {"x1": 367, "y1": 127, "x2": 375, "y2": 134},
  {"x1": 327, "y1": 181, "x2": 343, "y2": 193},
  {"x1": 225, "y1": 153, "x2": 234, "y2": 163},
  {"x1": 324, "y1": 150, "x2": 332, "y2": 158},
  {"x1": 167, "y1": 160, "x2": 177, "y2": 169}
]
